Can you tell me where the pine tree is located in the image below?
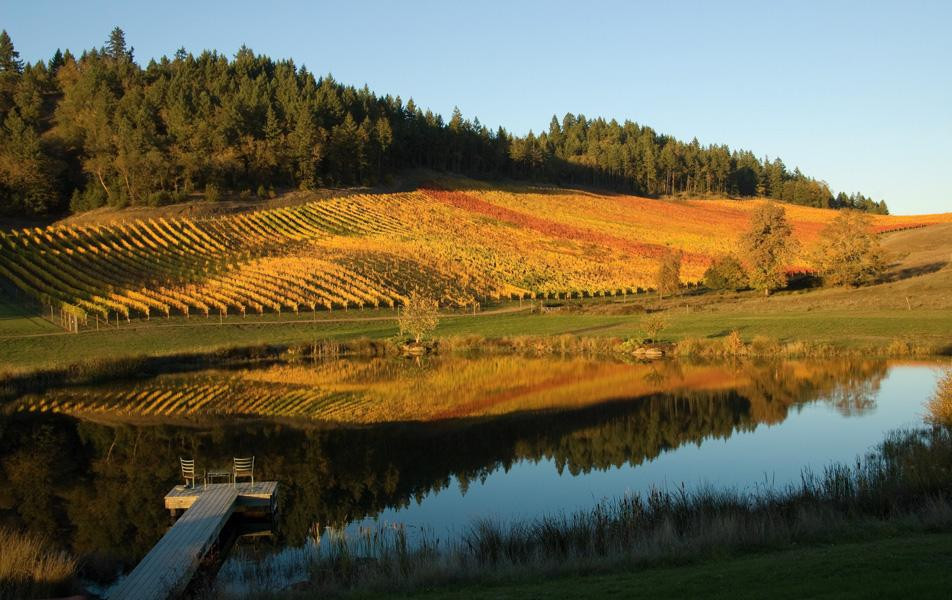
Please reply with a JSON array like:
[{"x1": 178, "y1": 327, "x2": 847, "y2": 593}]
[
  {"x1": 0, "y1": 30, "x2": 22, "y2": 118},
  {"x1": 48, "y1": 49, "x2": 65, "y2": 74},
  {"x1": 0, "y1": 30, "x2": 23, "y2": 73},
  {"x1": 766, "y1": 158, "x2": 786, "y2": 199},
  {"x1": 105, "y1": 27, "x2": 131, "y2": 61},
  {"x1": 0, "y1": 112, "x2": 59, "y2": 214},
  {"x1": 290, "y1": 104, "x2": 320, "y2": 189}
]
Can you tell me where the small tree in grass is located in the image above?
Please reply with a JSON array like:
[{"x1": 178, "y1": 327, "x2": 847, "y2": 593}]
[
  {"x1": 640, "y1": 312, "x2": 669, "y2": 343},
  {"x1": 811, "y1": 211, "x2": 887, "y2": 287},
  {"x1": 655, "y1": 249, "x2": 682, "y2": 300},
  {"x1": 621, "y1": 312, "x2": 669, "y2": 351},
  {"x1": 398, "y1": 291, "x2": 439, "y2": 344},
  {"x1": 742, "y1": 202, "x2": 799, "y2": 296}
]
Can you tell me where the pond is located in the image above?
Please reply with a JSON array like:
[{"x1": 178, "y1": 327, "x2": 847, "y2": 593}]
[{"x1": 0, "y1": 355, "x2": 943, "y2": 594}]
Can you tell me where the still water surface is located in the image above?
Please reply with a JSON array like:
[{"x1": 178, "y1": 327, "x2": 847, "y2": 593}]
[
  {"x1": 358, "y1": 364, "x2": 934, "y2": 533},
  {"x1": 0, "y1": 356, "x2": 942, "y2": 590}
]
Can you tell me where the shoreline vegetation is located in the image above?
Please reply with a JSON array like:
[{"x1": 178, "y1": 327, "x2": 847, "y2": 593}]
[
  {"x1": 215, "y1": 425, "x2": 952, "y2": 599},
  {"x1": 0, "y1": 527, "x2": 77, "y2": 599}
]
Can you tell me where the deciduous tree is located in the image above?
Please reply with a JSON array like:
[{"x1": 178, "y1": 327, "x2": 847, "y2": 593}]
[
  {"x1": 703, "y1": 255, "x2": 748, "y2": 291},
  {"x1": 742, "y1": 203, "x2": 799, "y2": 296},
  {"x1": 655, "y1": 249, "x2": 682, "y2": 300},
  {"x1": 811, "y1": 211, "x2": 887, "y2": 287},
  {"x1": 398, "y1": 291, "x2": 439, "y2": 344}
]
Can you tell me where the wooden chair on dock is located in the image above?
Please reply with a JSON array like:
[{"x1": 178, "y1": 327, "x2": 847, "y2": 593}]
[
  {"x1": 233, "y1": 456, "x2": 254, "y2": 487},
  {"x1": 180, "y1": 458, "x2": 205, "y2": 489}
]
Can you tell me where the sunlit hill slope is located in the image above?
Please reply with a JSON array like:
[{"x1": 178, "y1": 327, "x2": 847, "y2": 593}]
[{"x1": 1, "y1": 179, "x2": 949, "y2": 326}]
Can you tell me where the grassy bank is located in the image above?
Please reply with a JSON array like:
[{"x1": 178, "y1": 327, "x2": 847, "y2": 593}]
[
  {"x1": 1, "y1": 326, "x2": 944, "y2": 402},
  {"x1": 216, "y1": 426, "x2": 952, "y2": 599},
  {"x1": 1, "y1": 301, "x2": 950, "y2": 373},
  {"x1": 399, "y1": 531, "x2": 952, "y2": 599}
]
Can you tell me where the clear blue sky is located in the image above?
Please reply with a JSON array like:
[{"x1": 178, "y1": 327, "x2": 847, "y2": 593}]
[{"x1": 6, "y1": 0, "x2": 950, "y2": 214}]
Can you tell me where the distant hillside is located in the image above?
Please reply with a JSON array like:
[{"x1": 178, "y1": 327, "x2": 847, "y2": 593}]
[
  {"x1": 0, "y1": 178, "x2": 945, "y2": 327},
  {"x1": 0, "y1": 28, "x2": 886, "y2": 218}
]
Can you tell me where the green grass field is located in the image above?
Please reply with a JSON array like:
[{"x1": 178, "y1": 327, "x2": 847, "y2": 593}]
[
  {"x1": 0, "y1": 292, "x2": 61, "y2": 337},
  {"x1": 1, "y1": 300, "x2": 950, "y2": 371},
  {"x1": 395, "y1": 531, "x2": 952, "y2": 600}
]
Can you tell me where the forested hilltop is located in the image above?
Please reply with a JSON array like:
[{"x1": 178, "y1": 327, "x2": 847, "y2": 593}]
[{"x1": 0, "y1": 28, "x2": 888, "y2": 217}]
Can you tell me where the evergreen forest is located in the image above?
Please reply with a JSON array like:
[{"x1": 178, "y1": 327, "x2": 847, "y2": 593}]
[{"x1": 0, "y1": 28, "x2": 889, "y2": 217}]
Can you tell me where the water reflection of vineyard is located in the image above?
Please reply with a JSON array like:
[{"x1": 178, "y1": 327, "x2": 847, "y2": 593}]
[
  {"x1": 9, "y1": 356, "x2": 888, "y2": 424},
  {"x1": 0, "y1": 358, "x2": 886, "y2": 580}
]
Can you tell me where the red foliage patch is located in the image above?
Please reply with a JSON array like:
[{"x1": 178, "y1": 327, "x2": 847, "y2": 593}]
[{"x1": 423, "y1": 187, "x2": 708, "y2": 265}]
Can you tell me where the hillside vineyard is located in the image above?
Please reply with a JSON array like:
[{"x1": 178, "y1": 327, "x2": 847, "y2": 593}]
[{"x1": 2, "y1": 184, "x2": 946, "y2": 328}]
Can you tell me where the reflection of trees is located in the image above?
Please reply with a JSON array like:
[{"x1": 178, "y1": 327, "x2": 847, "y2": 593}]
[
  {"x1": 739, "y1": 360, "x2": 887, "y2": 423},
  {"x1": 828, "y1": 384, "x2": 878, "y2": 416},
  {"x1": 0, "y1": 358, "x2": 889, "y2": 579},
  {"x1": 822, "y1": 365, "x2": 887, "y2": 417}
]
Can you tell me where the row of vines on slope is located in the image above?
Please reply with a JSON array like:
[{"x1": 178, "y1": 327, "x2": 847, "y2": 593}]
[
  {"x1": 0, "y1": 195, "x2": 414, "y2": 324},
  {"x1": 0, "y1": 189, "x2": 678, "y2": 331}
]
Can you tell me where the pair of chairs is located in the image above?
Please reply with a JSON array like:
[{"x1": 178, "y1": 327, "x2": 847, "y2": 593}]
[{"x1": 180, "y1": 456, "x2": 255, "y2": 488}]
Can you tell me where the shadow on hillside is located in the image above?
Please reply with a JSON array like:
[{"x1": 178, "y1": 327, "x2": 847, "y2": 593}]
[{"x1": 883, "y1": 261, "x2": 949, "y2": 283}]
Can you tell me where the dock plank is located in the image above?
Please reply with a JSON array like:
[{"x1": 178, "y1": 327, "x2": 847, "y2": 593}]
[
  {"x1": 165, "y1": 480, "x2": 278, "y2": 510},
  {"x1": 109, "y1": 484, "x2": 239, "y2": 600}
]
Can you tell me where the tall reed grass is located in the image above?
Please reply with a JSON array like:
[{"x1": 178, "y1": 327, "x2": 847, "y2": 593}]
[
  {"x1": 215, "y1": 426, "x2": 952, "y2": 598},
  {"x1": 0, "y1": 527, "x2": 76, "y2": 599}
]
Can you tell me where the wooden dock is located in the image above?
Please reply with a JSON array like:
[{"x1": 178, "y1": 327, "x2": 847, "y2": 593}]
[
  {"x1": 165, "y1": 480, "x2": 279, "y2": 514},
  {"x1": 109, "y1": 482, "x2": 278, "y2": 600}
]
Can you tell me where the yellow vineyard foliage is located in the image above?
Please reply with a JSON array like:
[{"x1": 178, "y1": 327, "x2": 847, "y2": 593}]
[{"x1": 1, "y1": 182, "x2": 949, "y2": 323}]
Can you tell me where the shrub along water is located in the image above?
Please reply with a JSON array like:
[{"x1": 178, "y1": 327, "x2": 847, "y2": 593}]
[
  {"x1": 216, "y1": 426, "x2": 952, "y2": 598},
  {"x1": 671, "y1": 334, "x2": 943, "y2": 360},
  {"x1": 926, "y1": 369, "x2": 952, "y2": 426},
  {"x1": 0, "y1": 528, "x2": 77, "y2": 599}
]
